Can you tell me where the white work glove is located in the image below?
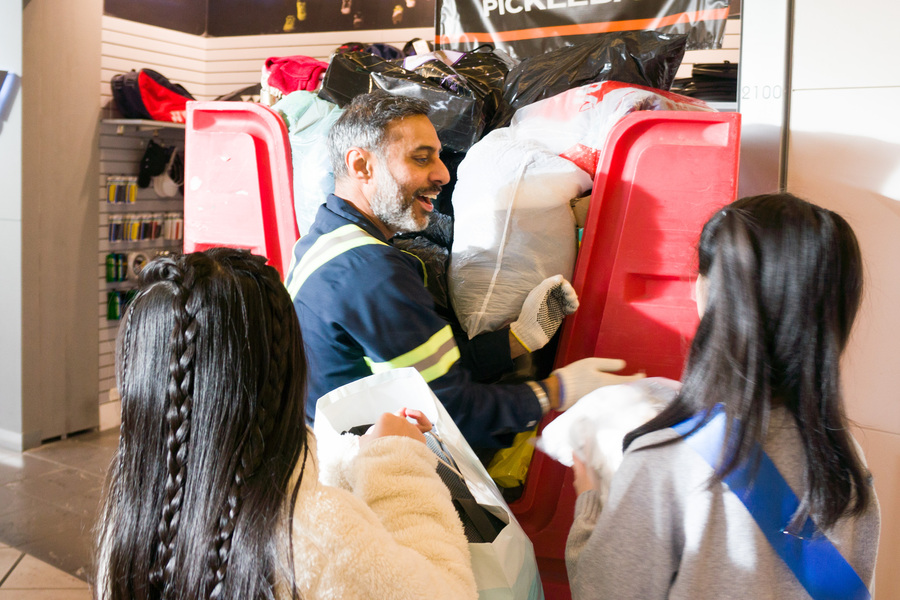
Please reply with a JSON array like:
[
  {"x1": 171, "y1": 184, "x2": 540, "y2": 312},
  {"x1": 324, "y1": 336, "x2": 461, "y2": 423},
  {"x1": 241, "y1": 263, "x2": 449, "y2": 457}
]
[
  {"x1": 552, "y1": 358, "x2": 645, "y2": 412},
  {"x1": 510, "y1": 275, "x2": 579, "y2": 353}
]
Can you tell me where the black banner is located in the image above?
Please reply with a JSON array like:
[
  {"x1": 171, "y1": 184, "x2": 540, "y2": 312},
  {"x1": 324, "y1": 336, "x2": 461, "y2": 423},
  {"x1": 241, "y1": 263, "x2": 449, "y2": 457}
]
[
  {"x1": 437, "y1": 0, "x2": 730, "y2": 60},
  {"x1": 106, "y1": 0, "x2": 436, "y2": 36}
]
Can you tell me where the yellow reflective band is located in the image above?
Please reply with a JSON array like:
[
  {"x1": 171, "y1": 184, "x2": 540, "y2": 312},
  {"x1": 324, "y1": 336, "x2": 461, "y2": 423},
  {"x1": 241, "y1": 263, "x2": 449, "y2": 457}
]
[
  {"x1": 418, "y1": 345, "x2": 461, "y2": 383},
  {"x1": 363, "y1": 325, "x2": 460, "y2": 382},
  {"x1": 399, "y1": 249, "x2": 428, "y2": 288},
  {"x1": 286, "y1": 225, "x2": 387, "y2": 299}
]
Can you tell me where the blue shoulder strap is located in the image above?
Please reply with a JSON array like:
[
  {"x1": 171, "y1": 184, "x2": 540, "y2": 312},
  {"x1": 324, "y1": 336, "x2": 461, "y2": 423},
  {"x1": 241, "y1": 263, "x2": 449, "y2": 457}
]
[{"x1": 672, "y1": 408, "x2": 871, "y2": 600}]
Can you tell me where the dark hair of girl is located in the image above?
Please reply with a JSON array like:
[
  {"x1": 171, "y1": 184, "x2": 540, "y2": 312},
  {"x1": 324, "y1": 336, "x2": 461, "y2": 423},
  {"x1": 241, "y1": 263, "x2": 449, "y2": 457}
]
[
  {"x1": 94, "y1": 248, "x2": 308, "y2": 600},
  {"x1": 623, "y1": 192, "x2": 871, "y2": 529}
]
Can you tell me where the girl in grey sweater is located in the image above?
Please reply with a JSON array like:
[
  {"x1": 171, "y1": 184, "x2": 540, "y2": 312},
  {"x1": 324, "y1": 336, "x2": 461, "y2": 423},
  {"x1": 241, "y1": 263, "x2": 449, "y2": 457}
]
[{"x1": 566, "y1": 193, "x2": 881, "y2": 599}]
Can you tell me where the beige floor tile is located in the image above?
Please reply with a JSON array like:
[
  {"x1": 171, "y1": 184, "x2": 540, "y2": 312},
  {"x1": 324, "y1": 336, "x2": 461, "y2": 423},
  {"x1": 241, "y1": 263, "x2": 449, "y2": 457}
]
[
  {"x1": 1, "y1": 555, "x2": 88, "y2": 589},
  {"x1": 0, "y1": 550, "x2": 22, "y2": 581},
  {"x1": 0, "y1": 591, "x2": 92, "y2": 599}
]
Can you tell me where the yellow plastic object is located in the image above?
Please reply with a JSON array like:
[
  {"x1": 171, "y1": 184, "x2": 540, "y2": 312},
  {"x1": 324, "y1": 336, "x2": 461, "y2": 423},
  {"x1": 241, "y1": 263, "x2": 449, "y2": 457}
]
[{"x1": 487, "y1": 427, "x2": 537, "y2": 488}]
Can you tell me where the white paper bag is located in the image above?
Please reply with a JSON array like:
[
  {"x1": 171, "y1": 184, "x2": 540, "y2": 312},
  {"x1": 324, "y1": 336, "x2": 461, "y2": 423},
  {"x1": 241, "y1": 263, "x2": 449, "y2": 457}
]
[{"x1": 315, "y1": 368, "x2": 544, "y2": 600}]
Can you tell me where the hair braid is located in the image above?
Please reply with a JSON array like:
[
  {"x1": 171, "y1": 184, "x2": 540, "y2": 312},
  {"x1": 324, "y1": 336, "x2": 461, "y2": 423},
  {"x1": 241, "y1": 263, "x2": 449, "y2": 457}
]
[
  {"x1": 206, "y1": 258, "x2": 291, "y2": 600},
  {"x1": 149, "y1": 258, "x2": 197, "y2": 597}
]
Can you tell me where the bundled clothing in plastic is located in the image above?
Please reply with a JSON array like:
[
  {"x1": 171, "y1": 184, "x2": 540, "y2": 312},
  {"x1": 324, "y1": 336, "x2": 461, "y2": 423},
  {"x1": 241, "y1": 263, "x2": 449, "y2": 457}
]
[
  {"x1": 448, "y1": 82, "x2": 713, "y2": 338},
  {"x1": 271, "y1": 91, "x2": 343, "y2": 236},
  {"x1": 449, "y1": 129, "x2": 592, "y2": 338},
  {"x1": 318, "y1": 49, "x2": 512, "y2": 152}
]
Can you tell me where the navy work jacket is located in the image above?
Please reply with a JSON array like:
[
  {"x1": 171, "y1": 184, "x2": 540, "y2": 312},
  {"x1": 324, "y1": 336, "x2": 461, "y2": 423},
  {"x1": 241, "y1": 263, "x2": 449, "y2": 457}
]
[{"x1": 285, "y1": 194, "x2": 541, "y2": 448}]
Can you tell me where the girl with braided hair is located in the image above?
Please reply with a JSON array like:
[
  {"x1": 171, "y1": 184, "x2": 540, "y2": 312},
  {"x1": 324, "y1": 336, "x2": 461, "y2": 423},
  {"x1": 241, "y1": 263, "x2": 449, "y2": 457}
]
[{"x1": 94, "y1": 247, "x2": 477, "y2": 600}]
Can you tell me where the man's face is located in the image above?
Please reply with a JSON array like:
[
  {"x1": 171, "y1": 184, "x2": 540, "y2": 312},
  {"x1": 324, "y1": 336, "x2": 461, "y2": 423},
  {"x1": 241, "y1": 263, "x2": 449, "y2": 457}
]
[{"x1": 369, "y1": 115, "x2": 450, "y2": 235}]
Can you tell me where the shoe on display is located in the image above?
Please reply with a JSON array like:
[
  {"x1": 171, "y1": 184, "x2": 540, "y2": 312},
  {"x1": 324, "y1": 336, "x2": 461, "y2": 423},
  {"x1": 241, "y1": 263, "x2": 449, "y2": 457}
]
[
  {"x1": 341, "y1": 0, "x2": 351, "y2": 15},
  {"x1": 353, "y1": 11, "x2": 363, "y2": 28},
  {"x1": 296, "y1": 1, "x2": 307, "y2": 21},
  {"x1": 283, "y1": 15, "x2": 296, "y2": 31},
  {"x1": 392, "y1": 4, "x2": 403, "y2": 24},
  {"x1": 406, "y1": 0, "x2": 415, "y2": 7}
]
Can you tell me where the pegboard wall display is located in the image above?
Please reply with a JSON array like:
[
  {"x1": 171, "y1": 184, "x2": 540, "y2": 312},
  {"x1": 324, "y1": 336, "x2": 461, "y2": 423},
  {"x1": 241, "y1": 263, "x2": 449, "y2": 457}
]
[{"x1": 98, "y1": 119, "x2": 185, "y2": 403}]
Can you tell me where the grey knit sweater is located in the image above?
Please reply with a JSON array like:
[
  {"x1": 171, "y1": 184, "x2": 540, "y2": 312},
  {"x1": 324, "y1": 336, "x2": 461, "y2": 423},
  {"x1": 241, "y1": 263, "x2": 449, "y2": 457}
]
[{"x1": 566, "y1": 407, "x2": 881, "y2": 599}]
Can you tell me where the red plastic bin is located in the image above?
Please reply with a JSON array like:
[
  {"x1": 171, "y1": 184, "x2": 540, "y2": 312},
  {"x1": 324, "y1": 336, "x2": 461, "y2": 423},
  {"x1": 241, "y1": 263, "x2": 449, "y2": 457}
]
[
  {"x1": 183, "y1": 101, "x2": 299, "y2": 280},
  {"x1": 511, "y1": 110, "x2": 741, "y2": 600}
]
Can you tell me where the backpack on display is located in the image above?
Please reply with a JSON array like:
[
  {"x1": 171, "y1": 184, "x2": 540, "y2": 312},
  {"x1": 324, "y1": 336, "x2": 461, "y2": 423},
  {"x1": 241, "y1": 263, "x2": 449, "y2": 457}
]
[{"x1": 110, "y1": 69, "x2": 196, "y2": 123}]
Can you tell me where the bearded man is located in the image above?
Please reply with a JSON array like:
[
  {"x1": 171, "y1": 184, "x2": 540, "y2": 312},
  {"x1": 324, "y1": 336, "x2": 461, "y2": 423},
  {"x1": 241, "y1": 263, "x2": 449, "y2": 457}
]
[{"x1": 286, "y1": 91, "x2": 639, "y2": 449}]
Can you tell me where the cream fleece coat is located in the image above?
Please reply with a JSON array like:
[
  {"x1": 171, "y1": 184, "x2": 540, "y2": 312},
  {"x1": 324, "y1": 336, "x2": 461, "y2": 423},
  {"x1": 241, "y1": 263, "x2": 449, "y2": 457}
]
[{"x1": 290, "y1": 433, "x2": 478, "y2": 600}]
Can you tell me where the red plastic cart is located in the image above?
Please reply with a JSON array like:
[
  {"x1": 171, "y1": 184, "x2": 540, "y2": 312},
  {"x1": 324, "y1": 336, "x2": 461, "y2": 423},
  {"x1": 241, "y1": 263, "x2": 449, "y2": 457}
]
[
  {"x1": 511, "y1": 110, "x2": 741, "y2": 600},
  {"x1": 183, "y1": 102, "x2": 741, "y2": 600}
]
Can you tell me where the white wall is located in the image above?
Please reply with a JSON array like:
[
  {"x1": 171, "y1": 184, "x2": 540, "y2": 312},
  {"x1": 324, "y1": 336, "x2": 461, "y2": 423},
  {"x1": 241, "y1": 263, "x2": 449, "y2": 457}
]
[
  {"x1": 787, "y1": 1, "x2": 900, "y2": 596},
  {"x1": 0, "y1": 2, "x2": 23, "y2": 450},
  {"x1": 18, "y1": 0, "x2": 103, "y2": 449}
]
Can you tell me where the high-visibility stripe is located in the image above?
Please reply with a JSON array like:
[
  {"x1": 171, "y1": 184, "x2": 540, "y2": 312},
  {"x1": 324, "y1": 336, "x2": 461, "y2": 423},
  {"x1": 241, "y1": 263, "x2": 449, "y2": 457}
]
[
  {"x1": 399, "y1": 249, "x2": 428, "y2": 289},
  {"x1": 364, "y1": 325, "x2": 460, "y2": 382},
  {"x1": 434, "y1": 8, "x2": 730, "y2": 44},
  {"x1": 286, "y1": 224, "x2": 388, "y2": 299}
]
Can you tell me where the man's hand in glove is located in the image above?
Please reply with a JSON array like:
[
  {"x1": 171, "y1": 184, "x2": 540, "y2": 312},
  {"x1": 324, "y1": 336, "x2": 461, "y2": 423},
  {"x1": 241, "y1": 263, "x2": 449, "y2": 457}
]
[
  {"x1": 544, "y1": 357, "x2": 645, "y2": 412},
  {"x1": 510, "y1": 274, "x2": 579, "y2": 355}
]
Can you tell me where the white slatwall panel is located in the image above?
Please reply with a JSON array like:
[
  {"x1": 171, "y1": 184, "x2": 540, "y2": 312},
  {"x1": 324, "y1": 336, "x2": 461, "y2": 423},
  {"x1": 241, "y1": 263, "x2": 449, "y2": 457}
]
[
  {"x1": 677, "y1": 18, "x2": 741, "y2": 80},
  {"x1": 202, "y1": 27, "x2": 432, "y2": 100},
  {"x1": 101, "y1": 17, "x2": 207, "y2": 116},
  {"x1": 102, "y1": 15, "x2": 431, "y2": 106}
]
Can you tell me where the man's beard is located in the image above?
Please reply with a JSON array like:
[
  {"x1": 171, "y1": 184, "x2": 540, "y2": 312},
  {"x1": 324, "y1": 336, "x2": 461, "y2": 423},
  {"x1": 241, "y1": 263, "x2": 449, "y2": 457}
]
[{"x1": 370, "y1": 163, "x2": 433, "y2": 234}]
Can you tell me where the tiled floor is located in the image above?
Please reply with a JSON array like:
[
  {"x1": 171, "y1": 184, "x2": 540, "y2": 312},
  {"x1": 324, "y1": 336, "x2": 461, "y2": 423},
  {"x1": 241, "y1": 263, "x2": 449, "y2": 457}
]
[{"x1": 0, "y1": 428, "x2": 119, "y2": 597}]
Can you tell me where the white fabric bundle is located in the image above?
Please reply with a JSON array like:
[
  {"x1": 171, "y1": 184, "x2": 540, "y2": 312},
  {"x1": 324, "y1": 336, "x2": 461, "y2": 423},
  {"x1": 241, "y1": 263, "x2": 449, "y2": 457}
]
[
  {"x1": 449, "y1": 128, "x2": 592, "y2": 338},
  {"x1": 535, "y1": 377, "x2": 680, "y2": 503}
]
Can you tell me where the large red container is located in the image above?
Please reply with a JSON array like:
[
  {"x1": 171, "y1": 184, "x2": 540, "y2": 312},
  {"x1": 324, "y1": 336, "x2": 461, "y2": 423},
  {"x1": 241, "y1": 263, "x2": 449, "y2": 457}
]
[
  {"x1": 183, "y1": 101, "x2": 298, "y2": 280},
  {"x1": 512, "y1": 110, "x2": 741, "y2": 600}
]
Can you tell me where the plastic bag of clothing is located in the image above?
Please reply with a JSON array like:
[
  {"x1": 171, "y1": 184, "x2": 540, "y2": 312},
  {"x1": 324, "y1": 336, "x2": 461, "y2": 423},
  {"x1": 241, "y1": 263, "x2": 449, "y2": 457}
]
[
  {"x1": 272, "y1": 91, "x2": 343, "y2": 236},
  {"x1": 404, "y1": 48, "x2": 517, "y2": 136},
  {"x1": 393, "y1": 211, "x2": 454, "y2": 313},
  {"x1": 317, "y1": 51, "x2": 483, "y2": 152},
  {"x1": 498, "y1": 31, "x2": 688, "y2": 126},
  {"x1": 508, "y1": 81, "x2": 714, "y2": 176},
  {"x1": 535, "y1": 378, "x2": 679, "y2": 503},
  {"x1": 315, "y1": 368, "x2": 543, "y2": 600},
  {"x1": 449, "y1": 128, "x2": 592, "y2": 338}
]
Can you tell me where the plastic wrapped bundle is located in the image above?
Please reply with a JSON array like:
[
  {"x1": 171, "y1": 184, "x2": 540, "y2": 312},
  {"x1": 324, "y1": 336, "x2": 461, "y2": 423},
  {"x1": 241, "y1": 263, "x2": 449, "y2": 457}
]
[
  {"x1": 449, "y1": 128, "x2": 592, "y2": 337},
  {"x1": 272, "y1": 91, "x2": 343, "y2": 236}
]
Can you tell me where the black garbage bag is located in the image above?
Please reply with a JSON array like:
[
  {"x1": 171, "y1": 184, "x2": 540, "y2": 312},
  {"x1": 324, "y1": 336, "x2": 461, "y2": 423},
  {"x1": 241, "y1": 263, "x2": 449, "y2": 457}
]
[
  {"x1": 393, "y1": 211, "x2": 454, "y2": 313},
  {"x1": 408, "y1": 48, "x2": 516, "y2": 136},
  {"x1": 498, "y1": 31, "x2": 688, "y2": 127},
  {"x1": 318, "y1": 51, "x2": 484, "y2": 152}
]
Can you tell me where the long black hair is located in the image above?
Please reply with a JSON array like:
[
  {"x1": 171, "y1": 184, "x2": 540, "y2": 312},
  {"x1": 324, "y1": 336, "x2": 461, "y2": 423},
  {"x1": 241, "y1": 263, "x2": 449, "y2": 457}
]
[
  {"x1": 95, "y1": 248, "x2": 308, "y2": 600},
  {"x1": 624, "y1": 192, "x2": 871, "y2": 529}
]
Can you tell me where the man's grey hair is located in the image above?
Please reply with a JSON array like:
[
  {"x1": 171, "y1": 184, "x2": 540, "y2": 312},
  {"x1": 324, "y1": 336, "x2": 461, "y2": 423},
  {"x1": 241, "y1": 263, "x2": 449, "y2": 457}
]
[{"x1": 328, "y1": 90, "x2": 431, "y2": 179}]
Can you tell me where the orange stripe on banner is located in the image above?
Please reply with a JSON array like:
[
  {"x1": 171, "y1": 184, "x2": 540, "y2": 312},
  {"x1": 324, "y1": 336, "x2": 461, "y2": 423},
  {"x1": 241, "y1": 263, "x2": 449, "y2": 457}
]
[{"x1": 435, "y1": 7, "x2": 730, "y2": 45}]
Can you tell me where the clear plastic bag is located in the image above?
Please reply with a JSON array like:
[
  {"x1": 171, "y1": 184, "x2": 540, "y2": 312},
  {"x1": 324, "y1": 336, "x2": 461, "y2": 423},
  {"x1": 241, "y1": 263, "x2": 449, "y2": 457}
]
[
  {"x1": 449, "y1": 128, "x2": 592, "y2": 337},
  {"x1": 318, "y1": 51, "x2": 484, "y2": 152},
  {"x1": 272, "y1": 91, "x2": 343, "y2": 236}
]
